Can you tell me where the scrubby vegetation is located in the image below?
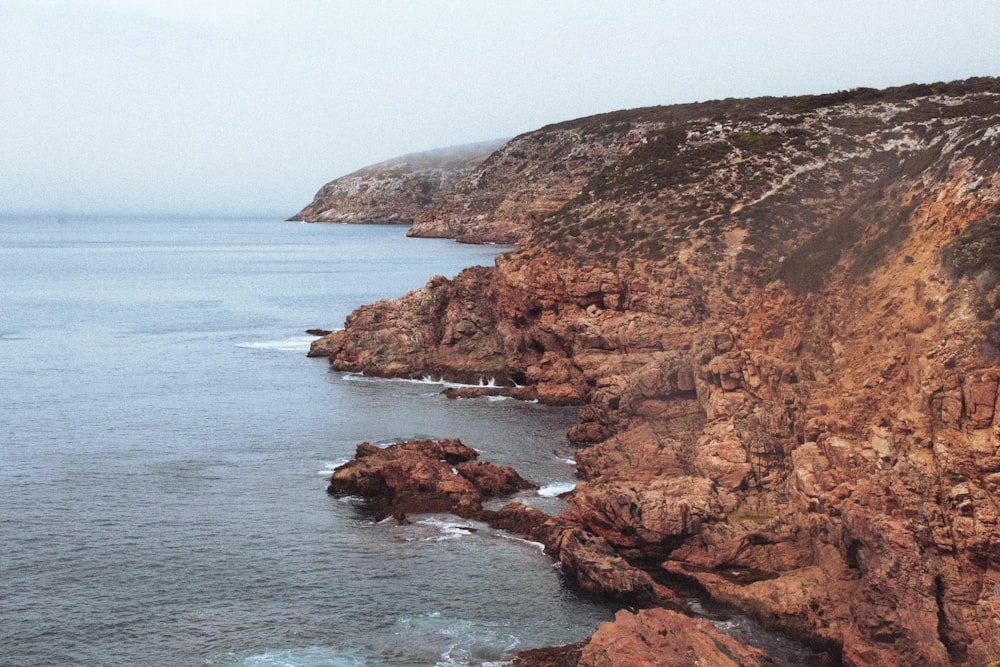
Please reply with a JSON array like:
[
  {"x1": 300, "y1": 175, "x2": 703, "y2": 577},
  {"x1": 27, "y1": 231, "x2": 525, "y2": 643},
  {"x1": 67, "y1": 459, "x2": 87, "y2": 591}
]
[
  {"x1": 943, "y1": 204, "x2": 1000, "y2": 277},
  {"x1": 490, "y1": 77, "x2": 1000, "y2": 307}
]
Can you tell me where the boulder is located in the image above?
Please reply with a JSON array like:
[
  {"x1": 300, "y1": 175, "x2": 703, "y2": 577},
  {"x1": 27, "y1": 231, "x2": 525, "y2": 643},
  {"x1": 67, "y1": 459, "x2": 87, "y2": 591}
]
[
  {"x1": 327, "y1": 439, "x2": 532, "y2": 520},
  {"x1": 551, "y1": 527, "x2": 678, "y2": 607},
  {"x1": 578, "y1": 607, "x2": 774, "y2": 667},
  {"x1": 563, "y1": 477, "x2": 722, "y2": 554}
]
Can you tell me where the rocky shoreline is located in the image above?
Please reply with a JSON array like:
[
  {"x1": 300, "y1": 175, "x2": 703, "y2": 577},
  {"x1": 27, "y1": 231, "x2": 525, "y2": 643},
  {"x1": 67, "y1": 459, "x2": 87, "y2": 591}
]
[
  {"x1": 327, "y1": 438, "x2": 800, "y2": 665},
  {"x1": 308, "y1": 79, "x2": 1000, "y2": 665}
]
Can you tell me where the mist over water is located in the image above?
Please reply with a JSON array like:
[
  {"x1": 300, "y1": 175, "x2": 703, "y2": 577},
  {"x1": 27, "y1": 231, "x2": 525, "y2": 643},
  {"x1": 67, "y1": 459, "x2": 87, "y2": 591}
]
[{"x1": 0, "y1": 217, "x2": 615, "y2": 666}]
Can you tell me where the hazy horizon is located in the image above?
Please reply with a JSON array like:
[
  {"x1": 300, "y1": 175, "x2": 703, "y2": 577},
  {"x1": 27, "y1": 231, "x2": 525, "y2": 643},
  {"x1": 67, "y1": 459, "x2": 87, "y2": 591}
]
[{"x1": 3, "y1": 0, "x2": 998, "y2": 218}]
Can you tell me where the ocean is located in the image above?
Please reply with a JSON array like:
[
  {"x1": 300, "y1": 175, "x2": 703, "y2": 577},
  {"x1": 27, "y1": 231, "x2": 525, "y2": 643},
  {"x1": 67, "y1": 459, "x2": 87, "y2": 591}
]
[{"x1": 0, "y1": 217, "x2": 616, "y2": 666}]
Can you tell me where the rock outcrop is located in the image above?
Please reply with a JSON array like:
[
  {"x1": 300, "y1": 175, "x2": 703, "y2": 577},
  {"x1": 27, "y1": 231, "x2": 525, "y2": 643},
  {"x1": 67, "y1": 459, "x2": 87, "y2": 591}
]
[
  {"x1": 329, "y1": 440, "x2": 773, "y2": 663},
  {"x1": 327, "y1": 438, "x2": 534, "y2": 520},
  {"x1": 317, "y1": 79, "x2": 1000, "y2": 665},
  {"x1": 288, "y1": 140, "x2": 504, "y2": 224},
  {"x1": 578, "y1": 607, "x2": 775, "y2": 667}
]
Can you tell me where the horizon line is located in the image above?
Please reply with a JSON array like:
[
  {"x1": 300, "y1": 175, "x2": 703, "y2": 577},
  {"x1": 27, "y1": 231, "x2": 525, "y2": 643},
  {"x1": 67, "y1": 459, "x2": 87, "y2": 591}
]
[{"x1": 0, "y1": 210, "x2": 296, "y2": 221}]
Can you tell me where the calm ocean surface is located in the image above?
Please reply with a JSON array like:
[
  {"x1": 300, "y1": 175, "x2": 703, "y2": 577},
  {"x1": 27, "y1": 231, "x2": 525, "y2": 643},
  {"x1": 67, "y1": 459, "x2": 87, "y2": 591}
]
[{"x1": 0, "y1": 217, "x2": 616, "y2": 666}]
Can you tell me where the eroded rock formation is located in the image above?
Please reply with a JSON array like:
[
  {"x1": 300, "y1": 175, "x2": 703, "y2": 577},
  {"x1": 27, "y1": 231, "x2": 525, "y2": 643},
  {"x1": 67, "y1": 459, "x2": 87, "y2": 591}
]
[
  {"x1": 317, "y1": 79, "x2": 1000, "y2": 665},
  {"x1": 329, "y1": 441, "x2": 771, "y2": 662},
  {"x1": 327, "y1": 438, "x2": 534, "y2": 520},
  {"x1": 578, "y1": 607, "x2": 775, "y2": 667}
]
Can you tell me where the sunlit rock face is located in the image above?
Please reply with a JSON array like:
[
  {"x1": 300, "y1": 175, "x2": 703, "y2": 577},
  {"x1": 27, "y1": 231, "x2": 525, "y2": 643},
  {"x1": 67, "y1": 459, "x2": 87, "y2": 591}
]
[{"x1": 318, "y1": 79, "x2": 1000, "y2": 665}]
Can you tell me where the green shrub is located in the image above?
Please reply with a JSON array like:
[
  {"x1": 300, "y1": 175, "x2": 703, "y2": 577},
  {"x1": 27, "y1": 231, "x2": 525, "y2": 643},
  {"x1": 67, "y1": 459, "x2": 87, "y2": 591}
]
[{"x1": 732, "y1": 131, "x2": 782, "y2": 153}]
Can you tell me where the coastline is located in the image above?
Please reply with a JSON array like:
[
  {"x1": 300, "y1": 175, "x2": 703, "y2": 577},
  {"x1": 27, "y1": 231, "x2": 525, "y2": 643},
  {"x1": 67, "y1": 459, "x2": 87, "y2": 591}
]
[
  {"x1": 326, "y1": 435, "x2": 832, "y2": 664},
  {"x1": 306, "y1": 80, "x2": 1000, "y2": 665}
]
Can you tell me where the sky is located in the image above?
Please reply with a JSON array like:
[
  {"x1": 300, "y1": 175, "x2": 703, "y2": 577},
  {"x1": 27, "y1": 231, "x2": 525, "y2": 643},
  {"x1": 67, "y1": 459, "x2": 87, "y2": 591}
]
[{"x1": 2, "y1": 0, "x2": 998, "y2": 218}]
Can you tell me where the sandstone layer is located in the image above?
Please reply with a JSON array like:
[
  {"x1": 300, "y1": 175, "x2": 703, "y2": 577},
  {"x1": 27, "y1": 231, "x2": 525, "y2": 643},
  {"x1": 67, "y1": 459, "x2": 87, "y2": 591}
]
[
  {"x1": 289, "y1": 140, "x2": 503, "y2": 224},
  {"x1": 316, "y1": 79, "x2": 1000, "y2": 665}
]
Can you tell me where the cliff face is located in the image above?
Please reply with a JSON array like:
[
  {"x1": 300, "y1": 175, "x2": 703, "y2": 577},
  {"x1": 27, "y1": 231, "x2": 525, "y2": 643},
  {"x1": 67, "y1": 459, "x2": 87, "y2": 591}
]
[
  {"x1": 314, "y1": 79, "x2": 1000, "y2": 665},
  {"x1": 406, "y1": 99, "x2": 796, "y2": 244},
  {"x1": 288, "y1": 140, "x2": 504, "y2": 224},
  {"x1": 405, "y1": 121, "x2": 639, "y2": 243}
]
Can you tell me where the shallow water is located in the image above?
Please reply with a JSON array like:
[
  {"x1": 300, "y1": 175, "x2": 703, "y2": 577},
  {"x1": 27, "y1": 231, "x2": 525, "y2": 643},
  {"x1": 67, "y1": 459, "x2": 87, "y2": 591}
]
[{"x1": 1, "y1": 217, "x2": 615, "y2": 666}]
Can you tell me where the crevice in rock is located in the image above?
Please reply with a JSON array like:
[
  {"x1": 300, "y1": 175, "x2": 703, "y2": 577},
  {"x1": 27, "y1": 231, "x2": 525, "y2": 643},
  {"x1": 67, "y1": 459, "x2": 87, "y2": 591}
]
[
  {"x1": 935, "y1": 574, "x2": 969, "y2": 663},
  {"x1": 845, "y1": 539, "x2": 861, "y2": 571}
]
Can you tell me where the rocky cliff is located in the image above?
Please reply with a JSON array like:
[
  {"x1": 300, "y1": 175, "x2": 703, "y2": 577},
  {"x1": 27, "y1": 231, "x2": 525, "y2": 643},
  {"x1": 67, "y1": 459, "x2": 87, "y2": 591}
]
[
  {"x1": 313, "y1": 79, "x2": 1000, "y2": 665},
  {"x1": 405, "y1": 117, "x2": 645, "y2": 243},
  {"x1": 405, "y1": 99, "x2": 802, "y2": 244},
  {"x1": 288, "y1": 140, "x2": 503, "y2": 224}
]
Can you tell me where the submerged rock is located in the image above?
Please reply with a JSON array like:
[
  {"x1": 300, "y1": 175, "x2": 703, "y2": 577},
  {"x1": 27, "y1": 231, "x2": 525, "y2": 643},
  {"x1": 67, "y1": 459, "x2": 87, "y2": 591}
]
[{"x1": 507, "y1": 644, "x2": 585, "y2": 667}]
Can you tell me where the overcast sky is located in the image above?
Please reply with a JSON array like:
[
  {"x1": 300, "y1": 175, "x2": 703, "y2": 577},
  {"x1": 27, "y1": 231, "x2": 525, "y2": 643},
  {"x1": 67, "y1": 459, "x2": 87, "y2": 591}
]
[{"x1": 2, "y1": 0, "x2": 998, "y2": 217}]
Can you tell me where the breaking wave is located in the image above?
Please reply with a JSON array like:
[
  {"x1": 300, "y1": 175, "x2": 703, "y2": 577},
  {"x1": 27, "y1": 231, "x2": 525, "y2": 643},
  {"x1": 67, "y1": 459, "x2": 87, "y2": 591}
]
[
  {"x1": 538, "y1": 482, "x2": 576, "y2": 497},
  {"x1": 236, "y1": 335, "x2": 317, "y2": 352},
  {"x1": 341, "y1": 373, "x2": 510, "y2": 389},
  {"x1": 244, "y1": 647, "x2": 367, "y2": 666}
]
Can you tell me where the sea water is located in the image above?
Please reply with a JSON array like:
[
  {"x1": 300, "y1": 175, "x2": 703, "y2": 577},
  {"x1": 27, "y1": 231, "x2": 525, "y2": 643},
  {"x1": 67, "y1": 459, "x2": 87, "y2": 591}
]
[{"x1": 0, "y1": 217, "x2": 616, "y2": 666}]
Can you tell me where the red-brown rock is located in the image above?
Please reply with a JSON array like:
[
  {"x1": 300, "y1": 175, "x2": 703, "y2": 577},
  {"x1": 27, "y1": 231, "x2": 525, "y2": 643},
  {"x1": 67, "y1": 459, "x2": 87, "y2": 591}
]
[
  {"x1": 456, "y1": 461, "x2": 537, "y2": 496},
  {"x1": 563, "y1": 477, "x2": 723, "y2": 554},
  {"x1": 551, "y1": 527, "x2": 679, "y2": 607},
  {"x1": 317, "y1": 81, "x2": 1000, "y2": 665},
  {"x1": 578, "y1": 607, "x2": 774, "y2": 667},
  {"x1": 327, "y1": 439, "x2": 532, "y2": 520},
  {"x1": 507, "y1": 643, "x2": 584, "y2": 667}
]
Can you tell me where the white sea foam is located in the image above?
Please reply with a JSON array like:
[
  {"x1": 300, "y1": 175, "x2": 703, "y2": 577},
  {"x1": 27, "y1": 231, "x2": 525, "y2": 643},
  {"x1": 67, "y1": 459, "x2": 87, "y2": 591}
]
[
  {"x1": 243, "y1": 647, "x2": 367, "y2": 666},
  {"x1": 685, "y1": 597, "x2": 709, "y2": 615},
  {"x1": 340, "y1": 372, "x2": 511, "y2": 390},
  {"x1": 394, "y1": 612, "x2": 520, "y2": 667},
  {"x1": 415, "y1": 516, "x2": 476, "y2": 541},
  {"x1": 236, "y1": 335, "x2": 316, "y2": 352},
  {"x1": 713, "y1": 619, "x2": 744, "y2": 633},
  {"x1": 498, "y1": 532, "x2": 546, "y2": 551},
  {"x1": 439, "y1": 627, "x2": 520, "y2": 667},
  {"x1": 538, "y1": 482, "x2": 576, "y2": 497}
]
